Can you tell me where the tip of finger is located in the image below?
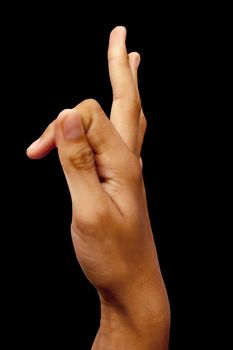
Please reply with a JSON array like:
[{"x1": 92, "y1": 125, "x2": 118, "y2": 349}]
[
  {"x1": 57, "y1": 108, "x2": 74, "y2": 122},
  {"x1": 112, "y1": 25, "x2": 126, "y2": 33},
  {"x1": 26, "y1": 146, "x2": 43, "y2": 159},
  {"x1": 129, "y1": 52, "x2": 141, "y2": 67},
  {"x1": 110, "y1": 26, "x2": 127, "y2": 42}
]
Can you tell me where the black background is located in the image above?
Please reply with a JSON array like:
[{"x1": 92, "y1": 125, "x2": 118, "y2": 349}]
[{"x1": 2, "y1": 4, "x2": 212, "y2": 349}]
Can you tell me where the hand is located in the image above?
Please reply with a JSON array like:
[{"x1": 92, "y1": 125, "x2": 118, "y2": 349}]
[{"x1": 27, "y1": 27, "x2": 170, "y2": 349}]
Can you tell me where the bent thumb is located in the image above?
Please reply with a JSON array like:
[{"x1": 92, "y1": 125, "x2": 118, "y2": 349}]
[{"x1": 55, "y1": 109, "x2": 104, "y2": 215}]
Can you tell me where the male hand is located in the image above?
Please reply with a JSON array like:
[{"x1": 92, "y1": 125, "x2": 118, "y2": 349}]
[{"x1": 27, "y1": 27, "x2": 170, "y2": 349}]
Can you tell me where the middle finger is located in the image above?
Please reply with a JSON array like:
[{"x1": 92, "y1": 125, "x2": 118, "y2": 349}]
[{"x1": 108, "y1": 26, "x2": 141, "y2": 152}]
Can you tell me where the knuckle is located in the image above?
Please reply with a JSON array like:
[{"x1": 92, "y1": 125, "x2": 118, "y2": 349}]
[
  {"x1": 140, "y1": 112, "x2": 147, "y2": 131},
  {"x1": 65, "y1": 144, "x2": 94, "y2": 171},
  {"x1": 82, "y1": 98, "x2": 101, "y2": 113},
  {"x1": 57, "y1": 108, "x2": 73, "y2": 120},
  {"x1": 134, "y1": 158, "x2": 143, "y2": 181},
  {"x1": 108, "y1": 49, "x2": 123, "y2": 63},
  {"x1": 135, "y1": 95, "x2": 142, "y2": 111}
]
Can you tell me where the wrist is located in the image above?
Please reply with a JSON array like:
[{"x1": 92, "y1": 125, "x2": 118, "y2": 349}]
[{"x1": 93, "y1": 275, "x2": 170, "y2": 349}]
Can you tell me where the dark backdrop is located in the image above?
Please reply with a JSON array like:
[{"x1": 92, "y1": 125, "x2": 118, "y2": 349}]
[{"x1": 2, "y1": 5, "x2": 209, "y2": 349}]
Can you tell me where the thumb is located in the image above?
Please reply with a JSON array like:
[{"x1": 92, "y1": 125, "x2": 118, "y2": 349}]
[{"x1": 55, "y1": 109, "x2": 105, "y2": 217}]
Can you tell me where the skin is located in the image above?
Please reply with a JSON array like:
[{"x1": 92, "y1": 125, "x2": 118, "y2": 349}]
[{"x1": 27, "y1": 27, "x2": 170, "y2": 349}]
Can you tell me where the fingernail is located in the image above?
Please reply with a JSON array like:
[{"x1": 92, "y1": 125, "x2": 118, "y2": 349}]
[
  {"x1": 27, "y1": 138, "x2": 41, "y2": 152},
  {"x1": 62, "y1": 111, "x2": 83, "y2": 140}
]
